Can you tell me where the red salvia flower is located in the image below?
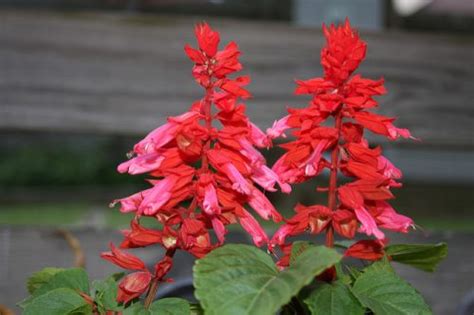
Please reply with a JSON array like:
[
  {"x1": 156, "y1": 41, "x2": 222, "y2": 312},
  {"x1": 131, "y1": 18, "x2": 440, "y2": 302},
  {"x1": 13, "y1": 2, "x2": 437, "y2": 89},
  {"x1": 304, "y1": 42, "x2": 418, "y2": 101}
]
[
  {"x1": 116, "y1": 271, "x2": 152, "y2": 304},
  {"x1": 344, "y1": 239, "x2": 386, "y2": 261},
  {"x1": 268, "y1": 19, "x2": 415, "y2": 266},
  {"x1": 102, "y1": 22, "x2": 286, "y2": 302},
  {"x1": 101, "y1": 243, "x2": 147, "y2": 271}
]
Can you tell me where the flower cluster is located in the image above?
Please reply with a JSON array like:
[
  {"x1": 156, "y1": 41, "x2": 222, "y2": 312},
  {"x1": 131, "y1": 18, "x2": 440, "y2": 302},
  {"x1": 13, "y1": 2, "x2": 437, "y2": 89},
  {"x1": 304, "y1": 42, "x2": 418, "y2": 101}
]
[
  {"x1": 102, "y1": 23, "x2": 286, "y2": 303},
  {"x1": 267, "y1": 19, "x2": 414, "y2": 265}
]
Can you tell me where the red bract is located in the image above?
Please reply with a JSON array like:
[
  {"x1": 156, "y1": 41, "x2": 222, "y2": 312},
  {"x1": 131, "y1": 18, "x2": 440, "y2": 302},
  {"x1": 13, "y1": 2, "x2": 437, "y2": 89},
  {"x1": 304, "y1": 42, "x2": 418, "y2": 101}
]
[
  {"x1": 103, "y1": 22, "x2": 285, "y2": 303},
  {"x1": 269, "y1": 19, "x2": 415, "y2": 265}
]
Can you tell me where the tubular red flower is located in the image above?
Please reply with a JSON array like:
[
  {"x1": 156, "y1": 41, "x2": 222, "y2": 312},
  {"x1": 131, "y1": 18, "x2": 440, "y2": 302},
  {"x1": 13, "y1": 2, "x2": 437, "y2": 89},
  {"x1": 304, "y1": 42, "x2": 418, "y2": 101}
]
[
  {"x1": 370, "y1": 201, "x2": 414, "y2": 233},
  {"x1": 321, "y1": 18, "x2": 367, "y2": 84},
  {"x1": 269, "y1": 19, "x2": 414, "y2": 263},
  {"x1": 248, "y1": 188, "x2": 282, "y2": 222},
  {"x1": 120, "y1": 220, "x2": 162, "y2": 248},
  {"x1": 332, "y1": 209, "x2": 357, "y2": 239},
  {"x1": 117, "y1": 271, "x2": 152, "y2": 304},
  {"x1": 239, "y1": 209, "x2": 269, "y2": 247},
  {"x1": 101, "y1": 243, "x2": 147, "y2": 271},
  {"x1": 154, "y1": 256, "x2": 173, "y2": 280},
  {"x1": 194, "y1": 23, "x2": 220, "y2": 57},
  {"x1": 139, "y1": 177, "x2": 175, "y2": 215},
  {"x1": 344, "y1": 239, "x2": 386, "y2": 261},
  {"x1": 117, "y1": 152, "x2": 165, "y2": 175},
  {"x1": 202, "y1": 183, "x2": 221, "y2": 215},
  {"x1": 105, "y1": 22, "x2": 285, "y2": 285}
]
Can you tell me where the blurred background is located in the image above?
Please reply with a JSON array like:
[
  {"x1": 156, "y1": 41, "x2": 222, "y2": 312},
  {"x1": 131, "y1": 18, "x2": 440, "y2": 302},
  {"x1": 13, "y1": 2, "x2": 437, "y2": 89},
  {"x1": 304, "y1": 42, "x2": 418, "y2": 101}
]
[{"x1": 0, "y1": 0, "x2": 473, "y2": 314}]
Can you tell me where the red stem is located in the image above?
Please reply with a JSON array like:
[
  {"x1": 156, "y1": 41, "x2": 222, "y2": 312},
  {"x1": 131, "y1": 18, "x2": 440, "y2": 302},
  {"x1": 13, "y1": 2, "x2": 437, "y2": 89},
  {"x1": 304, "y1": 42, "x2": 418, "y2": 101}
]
[
  {"x1": 200, "y1": 86, "x2": 213, "y2": 172},
  {"x1": 326, "y1": 110, "x2": 343, "y2": 247},
  {"x1": 144, "y1": 82, "x2": 214, "y2": 308}
]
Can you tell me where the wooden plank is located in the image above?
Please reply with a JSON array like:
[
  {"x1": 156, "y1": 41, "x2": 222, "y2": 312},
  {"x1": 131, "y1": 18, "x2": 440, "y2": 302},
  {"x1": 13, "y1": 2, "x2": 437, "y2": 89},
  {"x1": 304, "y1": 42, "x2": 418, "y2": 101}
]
[{"x1": 1, "y1": 10, "x2": 473, "y2": 147}]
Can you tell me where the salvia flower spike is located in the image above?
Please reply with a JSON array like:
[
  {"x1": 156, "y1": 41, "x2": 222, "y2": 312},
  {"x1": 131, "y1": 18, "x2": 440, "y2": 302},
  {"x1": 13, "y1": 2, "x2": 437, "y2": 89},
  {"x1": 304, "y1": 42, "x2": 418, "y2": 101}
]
[
  {"x1": 103, "y1": 22, "x2": 286, "y2": 303},
  {"x1": 268, "y1": 19, "x2": 415, "y2": 267}
]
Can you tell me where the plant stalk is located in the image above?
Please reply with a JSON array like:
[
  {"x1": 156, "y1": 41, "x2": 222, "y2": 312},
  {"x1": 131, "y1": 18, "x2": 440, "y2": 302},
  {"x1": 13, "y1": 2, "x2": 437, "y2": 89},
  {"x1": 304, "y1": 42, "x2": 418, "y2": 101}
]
[
  {"x1": 326, "y1": 110, "x2": 343, "y2": 247},
  {"x1": 200, "y1": 85, "x2": 214, "y2": 172},
  {"x1": 144, "y1": 249, "x2": 176, "y2": 309}
]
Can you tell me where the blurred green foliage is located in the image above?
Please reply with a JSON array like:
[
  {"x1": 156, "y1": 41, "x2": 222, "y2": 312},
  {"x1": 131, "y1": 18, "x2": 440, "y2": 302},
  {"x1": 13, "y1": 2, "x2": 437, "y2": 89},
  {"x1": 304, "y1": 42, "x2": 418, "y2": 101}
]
[
  {"x1": 0, "y1": 203, "x2": 86, "y2": 226},
  {"x1": 0, "y1": 133, "x2": 142, "y2": 187},
  {"x1": 1, "y1": 132, "x2": 473, "y2": 232}
]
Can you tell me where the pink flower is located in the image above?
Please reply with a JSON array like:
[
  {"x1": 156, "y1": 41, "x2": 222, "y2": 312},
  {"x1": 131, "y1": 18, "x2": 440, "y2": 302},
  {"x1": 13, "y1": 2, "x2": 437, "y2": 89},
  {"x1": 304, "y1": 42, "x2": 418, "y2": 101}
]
[
  {"x1": 140, "y1": 177, "x2": 175, "y2": 215},
  {"x1": 375, "y1": 201, "x2": 413, "y2": 233},
  {"x1": 304, "y1": 139, "x2": 329, "y2": 176},
  {"x1": 223, "y1": 163, "x2": 252, "y2": 195},
  {"x1": 378, "y1": 156, "x2": 402, "y2": 179},
  {"x1": 271, "y1": 224, "x2": 294, "y2": 246},
  {"x1": 249, "y1": 122, "x2": 271, "y2": 148},
  {"x1": 239, "y1": 209, "x2": 269, "y2": 247},
  {"x1": 267, "y1": 115, "x2": 290, "y2": 139},
  {"x1": 252, "y1": 164, "x2": 291, "y2": 193},
  {"x1": 354, "y1": 206, "x2": 385, "y2": 240},
  {"x1": 239, "y1": 138, "x2": 265, "y2": 166},
  {"x1": 117, "y1": 152, "x2": 165, "y2": 175},
  {"x1": 211, "y1": 217, "x2": 226, "y2": 244},
  {"x1": 203, "y1": 184, "x2": 221, "y2": 215},
  {"x1": 111, "y1": 190, "x2": 147, "y2": 213},
  {"x1": 133, "y1": 111, "x2": 200, "y2": 154},
  {"x1": 272, "y1": 154, "x2": 307, "y2": 185},
  {"x1": 387, "y1": 123, "x2": 414, "y2": 140},
  {"x1": 248, "y1": 188, "x2": 282, "y2": 222},
  {"x1": 133, "y1": 123, "x2": 178, "y2": 155}
]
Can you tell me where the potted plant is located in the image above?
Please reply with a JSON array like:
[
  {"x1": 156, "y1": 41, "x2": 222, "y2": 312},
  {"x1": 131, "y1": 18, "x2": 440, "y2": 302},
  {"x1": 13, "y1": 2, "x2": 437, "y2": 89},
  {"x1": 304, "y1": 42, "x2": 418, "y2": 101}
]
[{"x1": 20, "y1": 19, "x2": 447, "y2": 315}]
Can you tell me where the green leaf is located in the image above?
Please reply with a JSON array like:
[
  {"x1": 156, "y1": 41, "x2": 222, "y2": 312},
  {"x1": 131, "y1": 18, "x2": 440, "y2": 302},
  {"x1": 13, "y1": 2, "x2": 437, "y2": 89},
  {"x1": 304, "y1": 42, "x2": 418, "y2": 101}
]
[
  {"x1": 344, "y1": 265, "x2": 362, "y2": 283},
  {"x1": 351, "y1": 260, "x2": 432, "y2": 315},
  {"x1": 91, "y1": 275, "x2": 122, "y2": 313},
  {"x1": 385, "y1": 243, "x2": 448, "y2": 272},
  {"x1": 194, "y1": 244, "x2": 341, "y2": 315},
  {"x1": 304, "y1": 281, "x2": 365, "y2": 315},
  {"x1": 27, "y1": 267, "x2": 64, "y2": 294},
  {"x1": 23, "y1": 288, "x2": 92, "y2": 315},
  {"x1": 122, "y1": 299, "x2": 190, "y2": 315},
  {"x1": 123, "y1": 303, "x2": 150, "y2": 315},
  {"x1": 20, "y1": 268, "x2": 90, "y2": 308},
  {"x1": 149, "y1": 298, "x2": 191, "y2": 315},
  {"x1": 290, "y1": 241, "x2": 314, "y2": 264},
  {"x1": 334, "y1": 263, "x2": 349, "y2": 283}
]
